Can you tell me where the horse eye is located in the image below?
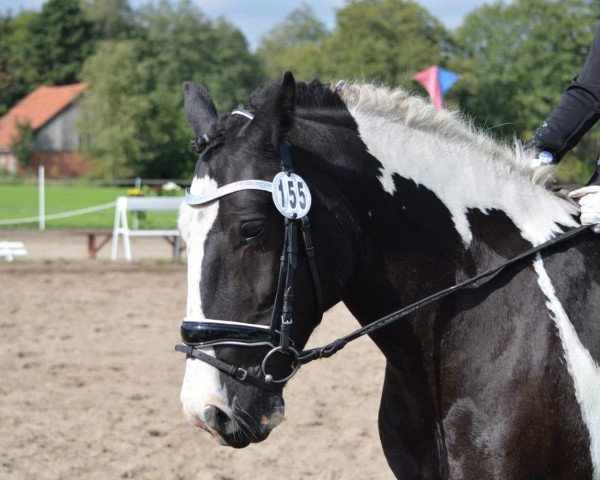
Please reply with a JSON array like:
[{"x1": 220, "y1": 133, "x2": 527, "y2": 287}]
[{"x1": 240, "y1": 220, "x2": 265, "y2": 241}]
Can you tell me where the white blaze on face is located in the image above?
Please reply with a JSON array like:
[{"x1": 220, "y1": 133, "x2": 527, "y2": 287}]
[
  {"x1": 178, "y1": 175, "x2": 231, "y2": 424},
  {"x1": 534, "y1": 255, "x2": 600, "y2": 478}
]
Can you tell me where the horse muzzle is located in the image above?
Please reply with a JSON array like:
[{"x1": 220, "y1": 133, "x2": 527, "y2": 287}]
[{"x1": 189, "y1": 398, "x2": 285, "y2": 448}]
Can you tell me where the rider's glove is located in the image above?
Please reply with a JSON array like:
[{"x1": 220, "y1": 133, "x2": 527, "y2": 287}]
[
  {"x1": 529, "y1": 151, "x2": 555, "y2": 169},
  {"x1": 569, "y1": 186, "x2": 600, "y2": 233}
]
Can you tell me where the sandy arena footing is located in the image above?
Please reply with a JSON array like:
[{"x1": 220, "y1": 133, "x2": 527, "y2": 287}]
[{"x1": 1, "y1": 230, "x2": 392, "y2": 480}]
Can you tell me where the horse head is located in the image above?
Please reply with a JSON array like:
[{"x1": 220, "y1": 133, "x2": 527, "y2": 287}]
[{"x1": 177, "y1": 73, "x2": 357, "y2": 447}]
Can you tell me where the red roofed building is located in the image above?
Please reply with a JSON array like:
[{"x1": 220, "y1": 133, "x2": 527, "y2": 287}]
[{"x1": 0, "y1": 83, "x2": 89, "y2": 177}]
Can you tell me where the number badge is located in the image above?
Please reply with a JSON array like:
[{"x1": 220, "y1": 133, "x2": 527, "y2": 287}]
[{"x1": 272, "y1": 172, "x2": 312, "y2": 219}]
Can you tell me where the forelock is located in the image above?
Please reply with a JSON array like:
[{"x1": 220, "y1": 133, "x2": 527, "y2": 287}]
[{"x1": 193, "y1": 112, "x2": 250, "y2": 161}]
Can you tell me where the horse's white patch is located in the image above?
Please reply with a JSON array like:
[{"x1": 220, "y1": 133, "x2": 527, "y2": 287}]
[
  {"x1": 338, "y1": 85, "x2": 578, "y2": 246},
  {"x1": 178, "y1": 175, "x2": 231, "y2": 424},
  {"x1": 534, "y1": 255, "x2": 600, "y2": 478}
]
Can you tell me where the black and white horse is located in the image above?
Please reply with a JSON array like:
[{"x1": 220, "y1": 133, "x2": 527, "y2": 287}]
[{"x1": 176, "y1": 72, "x2": 600, "y2": 479}]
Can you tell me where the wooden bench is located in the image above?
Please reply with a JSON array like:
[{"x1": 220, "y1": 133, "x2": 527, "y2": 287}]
[
  {"x1": 69, "y1": 230, "x2": 113, "y2": 259},
  {"x1": 110, "y1": 196, "x2": 183, "y2": 262},
  {"x1": 0, "y1": 241, "x2": 28, "y2": 261}
]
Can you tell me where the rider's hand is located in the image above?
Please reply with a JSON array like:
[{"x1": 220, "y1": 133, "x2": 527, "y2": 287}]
[
  {"x1": 529, "y1": 151, "x2": 555, "y2": 169},
  {"x1": 569, "y1": 186, "x2": 600, "y2": 233}
]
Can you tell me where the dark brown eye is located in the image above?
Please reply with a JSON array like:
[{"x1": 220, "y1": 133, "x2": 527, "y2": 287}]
[{"x1": 240, "y1": 220, "x2": 265, "y2": 241}]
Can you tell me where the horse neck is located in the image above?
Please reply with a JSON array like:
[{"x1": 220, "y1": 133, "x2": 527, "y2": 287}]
[
  {"x1": 318, "y1": 105, "x2": 580, "y2": 356},
  {"x1": 291, "y1": 97, "x2": 578, "y2": 318}
]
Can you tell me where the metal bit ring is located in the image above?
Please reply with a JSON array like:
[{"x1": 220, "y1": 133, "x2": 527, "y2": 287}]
[{"x1": 261, "y1": 346, "x2": 300, "y2": 384}]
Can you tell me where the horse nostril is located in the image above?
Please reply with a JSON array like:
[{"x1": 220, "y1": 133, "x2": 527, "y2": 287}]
[{"x1": 204, "y1": 405, "x2": 231, "y2": 431}]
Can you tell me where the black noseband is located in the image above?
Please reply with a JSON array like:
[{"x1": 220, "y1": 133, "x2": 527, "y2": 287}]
[
  {"x1": 175, "y1": 343, "x2": 285, "y2": 393},
  {"x1": 181, "y1": 320, "x2": 280, "y2": 348}
]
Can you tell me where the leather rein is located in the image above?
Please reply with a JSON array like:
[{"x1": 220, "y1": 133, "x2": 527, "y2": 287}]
[{"x1": 298, "y1": 223, "x2": 591, "y2": 364}]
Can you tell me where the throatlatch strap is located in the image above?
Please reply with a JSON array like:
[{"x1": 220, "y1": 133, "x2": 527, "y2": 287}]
[{"x1": 300, "y1": 216, "x2": 324, "y2": 321}]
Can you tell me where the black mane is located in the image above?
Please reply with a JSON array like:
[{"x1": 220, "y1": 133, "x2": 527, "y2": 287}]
[{"x1": 191, "y1": 113, "x2": 249, "y2": 157}]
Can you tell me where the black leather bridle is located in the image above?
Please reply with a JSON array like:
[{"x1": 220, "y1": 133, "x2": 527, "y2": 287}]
[{"x1": 175, "y1": 143, "x2": 324, "y2": 393}]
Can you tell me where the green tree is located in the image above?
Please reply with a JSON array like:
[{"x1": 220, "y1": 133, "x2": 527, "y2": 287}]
[
  {"x1": 0, "y1": 15, "x2": 17, "y2": 115},
  {"x1": 26, "y1": 0, "x2": 95, "y2": 85},
  {"x1": 79, "y1": 40, "x2": 150, "y2": 177},
  {"x1": 320, "y1": 0, "x2": 450, "y2": 86},
  {"x1": 450, "y1": 0, "x2": 598, "y2": 181},
  {"x1": 136, "y1": 0, "x2": 262, "y2": 111},
  {"x1": 82, "y1": 0, "x2": 138, "y2": 41},
  {"x1": 0, "y1": 11, "x2": 39, "y2": 114},
  {"x1": 11, "y1": 120, "x2": 35, "y2": 168},
  {"x1": 80, "y1": 0, "x2": 263, "y2": 178},
  {"x1": 257, "y1": 4, "x2": 329, "y2": 80}
]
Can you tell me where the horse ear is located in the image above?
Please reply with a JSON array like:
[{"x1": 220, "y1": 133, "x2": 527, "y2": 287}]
[
  {"x1": 251, "y1": 71, "x2": 296, "y2": 143},
  {"x1": 277, "y1": 71, "x2": 296, "y2": 135},
  {"x1": 182, "y1": 81, "x2": 218, "y2": 138}
]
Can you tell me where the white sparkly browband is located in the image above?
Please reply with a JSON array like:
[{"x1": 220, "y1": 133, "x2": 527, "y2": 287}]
[
  {"x1": 185, "y1": 179, "x2": 273, "y2": 205},
  {"x1": 231, "y1": 109, "x2": 254, "y2": 120}
]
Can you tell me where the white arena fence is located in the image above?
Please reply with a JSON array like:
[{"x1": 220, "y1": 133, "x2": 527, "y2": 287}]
[
  {"x1": 0, "y1": 177, "x2": 191, "y2": 187},
  {"x1": 0, "y1": 167, "x2": 188, "y2": 229},
  {"x1": 0, "y1": 201, "x2": 117, "y2": 226}
]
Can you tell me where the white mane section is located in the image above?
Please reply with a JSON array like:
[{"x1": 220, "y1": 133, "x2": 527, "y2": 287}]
[{"x1": 336, "y1": 82, "x2": 579, "y2": 245}]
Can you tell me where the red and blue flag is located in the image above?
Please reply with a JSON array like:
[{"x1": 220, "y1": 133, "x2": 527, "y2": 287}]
[{"x1": 412, "y1": 66, "x2": 459, "y2": 110}]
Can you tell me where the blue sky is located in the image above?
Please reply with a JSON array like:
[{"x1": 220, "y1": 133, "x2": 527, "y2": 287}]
[{"x1": 3, "y1": 0, "x2": 493, "y2": 50}]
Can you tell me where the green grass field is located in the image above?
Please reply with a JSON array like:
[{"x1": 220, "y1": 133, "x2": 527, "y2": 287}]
[{"x1": 0, "y1": 185, "x2": 182, "y2": 229}]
